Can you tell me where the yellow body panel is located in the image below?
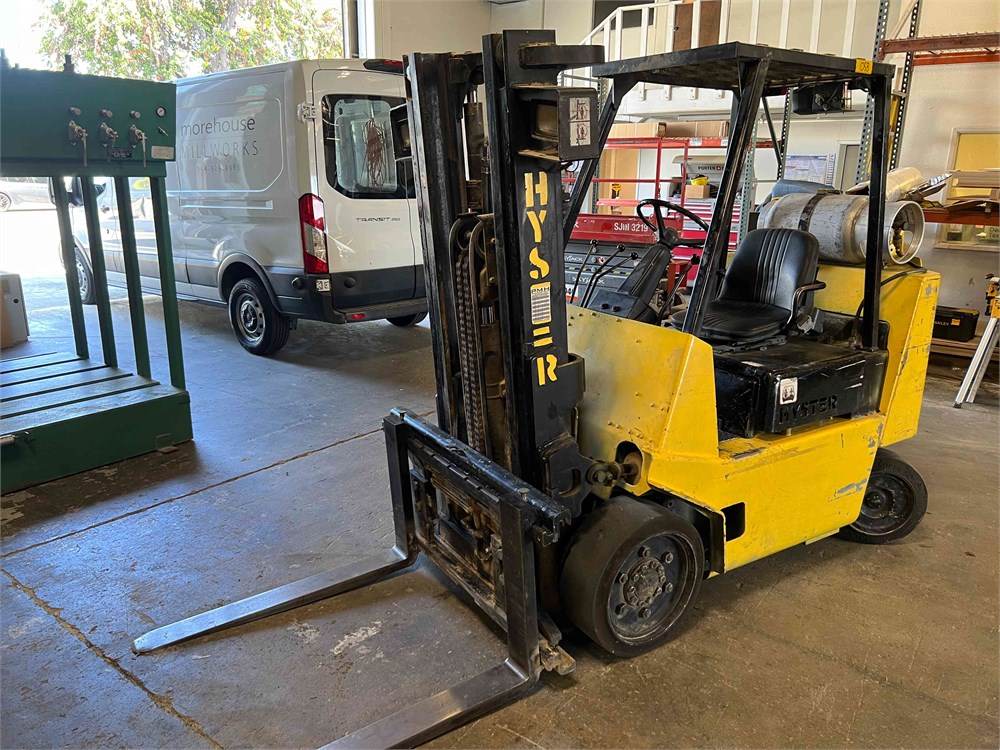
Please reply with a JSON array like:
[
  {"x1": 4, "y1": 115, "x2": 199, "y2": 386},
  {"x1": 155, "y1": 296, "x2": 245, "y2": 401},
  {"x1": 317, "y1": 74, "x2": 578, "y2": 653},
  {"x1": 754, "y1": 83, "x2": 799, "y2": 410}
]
[
  {"x1": 567, "y1": 264, "x2": 940, "y2": 573},
  {"x1": 813, "y1": 265, "x2": 940, "y2": 445}
]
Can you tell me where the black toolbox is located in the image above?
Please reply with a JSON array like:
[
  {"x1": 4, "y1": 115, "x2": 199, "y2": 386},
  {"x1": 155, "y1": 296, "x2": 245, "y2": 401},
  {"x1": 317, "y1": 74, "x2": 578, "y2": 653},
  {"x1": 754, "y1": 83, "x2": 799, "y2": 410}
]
[{"x1": 933, "y1": 306, "x2": 980, "y2": 342}]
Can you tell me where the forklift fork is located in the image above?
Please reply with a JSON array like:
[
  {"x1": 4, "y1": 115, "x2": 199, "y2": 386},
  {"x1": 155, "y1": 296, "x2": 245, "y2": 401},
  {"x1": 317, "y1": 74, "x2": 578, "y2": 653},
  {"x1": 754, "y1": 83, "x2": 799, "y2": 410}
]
[{"x1": 133, "y1": 409, "x2": 572, "y2": 748}]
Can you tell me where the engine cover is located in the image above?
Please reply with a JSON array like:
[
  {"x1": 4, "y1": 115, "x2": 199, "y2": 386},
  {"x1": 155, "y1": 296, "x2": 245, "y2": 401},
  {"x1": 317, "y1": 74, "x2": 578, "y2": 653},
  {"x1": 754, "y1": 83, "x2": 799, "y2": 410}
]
[{"x1": 714, "y1": 338, "x2": 888, "y2": 438}]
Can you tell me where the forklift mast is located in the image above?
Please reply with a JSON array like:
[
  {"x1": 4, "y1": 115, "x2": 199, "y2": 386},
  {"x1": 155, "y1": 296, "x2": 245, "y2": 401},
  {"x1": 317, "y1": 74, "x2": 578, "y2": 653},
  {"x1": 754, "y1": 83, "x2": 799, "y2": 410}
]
[{"x1": 405, "y1": 30, "x2": 605, "y2": 515}]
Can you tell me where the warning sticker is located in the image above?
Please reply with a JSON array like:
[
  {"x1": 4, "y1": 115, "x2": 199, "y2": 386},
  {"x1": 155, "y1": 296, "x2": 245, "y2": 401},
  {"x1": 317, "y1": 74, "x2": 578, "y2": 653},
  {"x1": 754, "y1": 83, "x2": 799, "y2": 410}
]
[
  {"x1": 569, "y1": 97, "x2": 590, "y2": 122},
  {"x1": 569, "y1": 97, "x2": 592, "y2": 147},
  {"x1": 779, "y1": 377, "x2": 799, "y2": 405},
  {"x1": 570, "y1": 122, "x2": 591, "y2": 147},
  {"x1": 530, "y1": 283, "x2": 552, "y2": 325},
  {"x1": 855, "y1": 58, "x2": 873, "y2": 74}
]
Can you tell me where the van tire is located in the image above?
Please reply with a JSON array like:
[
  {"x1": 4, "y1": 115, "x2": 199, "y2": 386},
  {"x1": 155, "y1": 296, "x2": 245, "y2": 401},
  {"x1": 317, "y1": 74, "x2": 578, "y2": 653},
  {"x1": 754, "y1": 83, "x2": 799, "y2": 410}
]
[
  {"x1": 387, "y1": 312, "x2": 427, "y2": 328},
  {"x1": 228, "y1": 277, "x2": 291, "y2": 356},
  {"x1": 74, "y1": 249, "x2": 97, "y2": 305}
]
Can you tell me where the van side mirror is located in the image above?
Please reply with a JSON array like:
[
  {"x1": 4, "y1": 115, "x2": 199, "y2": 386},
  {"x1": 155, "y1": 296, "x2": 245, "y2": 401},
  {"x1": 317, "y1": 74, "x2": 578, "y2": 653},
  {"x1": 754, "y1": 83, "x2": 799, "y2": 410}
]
[
  {"x1": 388, "y1": 103, "x2": 411, "y2": 161},
  {"x1": 69, "y1": 178, "x2": 84, "y2": 206},
  {"x1": 65, "y1": 177, "x2": 105, "y2": 207}
]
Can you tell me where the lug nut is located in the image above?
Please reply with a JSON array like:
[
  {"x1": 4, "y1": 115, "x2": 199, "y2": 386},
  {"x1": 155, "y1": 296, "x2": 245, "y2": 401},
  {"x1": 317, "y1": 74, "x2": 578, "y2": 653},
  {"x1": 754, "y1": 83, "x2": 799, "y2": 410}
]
[
  {"x1": 662, "y1": 552, "x2": 674, "y2": 564},
  {"x1": 665, "y1": 582, "x2": 674, "y2": 593},
  {"x1": 639, "y1": 607, "x2": 651, "y2": 619},
  {"x1": 654, "y1": 587, "x2": 662, "y2": 596},
  {"x1": 618, "y1": 573, "x2": 627, "y2": 584},
  {"x1": 615, "y1": 604, "x2": 628, "y2": 616},
  {"x1": 640, "y1": 546, "x2": 651, "y2": 557}
]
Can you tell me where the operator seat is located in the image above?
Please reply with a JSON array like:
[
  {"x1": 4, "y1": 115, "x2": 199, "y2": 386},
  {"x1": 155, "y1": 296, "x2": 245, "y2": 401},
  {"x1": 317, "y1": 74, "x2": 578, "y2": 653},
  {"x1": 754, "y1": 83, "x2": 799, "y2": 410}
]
[{"x1": 672, "y1": 228, "x2": 821, "y2": 344}]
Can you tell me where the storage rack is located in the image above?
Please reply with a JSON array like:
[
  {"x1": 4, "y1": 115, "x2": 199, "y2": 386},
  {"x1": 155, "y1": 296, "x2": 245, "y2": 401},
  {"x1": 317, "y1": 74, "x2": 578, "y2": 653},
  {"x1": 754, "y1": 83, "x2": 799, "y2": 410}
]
[{"x1": 567, "y1": 134, "x2": 773, "y2": 250}]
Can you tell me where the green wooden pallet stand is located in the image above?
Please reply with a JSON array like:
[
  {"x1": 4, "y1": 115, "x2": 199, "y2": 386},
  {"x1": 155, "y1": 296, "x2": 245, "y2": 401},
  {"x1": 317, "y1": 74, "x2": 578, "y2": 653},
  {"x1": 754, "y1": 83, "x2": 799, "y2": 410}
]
[{"x1": 0, "y1": 61, "x2": 191, "y2": 493}]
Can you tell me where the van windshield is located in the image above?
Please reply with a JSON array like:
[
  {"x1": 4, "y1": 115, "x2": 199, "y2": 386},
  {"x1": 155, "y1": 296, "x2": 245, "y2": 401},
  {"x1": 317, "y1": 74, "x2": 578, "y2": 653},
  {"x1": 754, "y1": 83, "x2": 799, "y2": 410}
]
[{"x1": 321, "y1": 94, "x2": 413, "y2": 200}]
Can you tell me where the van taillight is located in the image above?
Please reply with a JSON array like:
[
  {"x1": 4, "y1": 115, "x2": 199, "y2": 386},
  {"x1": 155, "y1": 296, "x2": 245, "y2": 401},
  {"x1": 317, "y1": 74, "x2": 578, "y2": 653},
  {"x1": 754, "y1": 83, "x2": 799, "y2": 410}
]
[{"x1": 299, "y1": 193, "x2": 329, "y2": 275}]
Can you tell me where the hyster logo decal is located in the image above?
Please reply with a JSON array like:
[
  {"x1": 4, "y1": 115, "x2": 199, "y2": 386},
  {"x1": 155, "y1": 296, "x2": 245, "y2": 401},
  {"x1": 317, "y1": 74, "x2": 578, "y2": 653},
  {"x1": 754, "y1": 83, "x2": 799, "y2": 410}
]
[
  {"x1": 525, "y1": 171, "x2": 558, "y2": 386},
  {"x1": 779, "y1": 394, "x2": 839, "y2": 423}
]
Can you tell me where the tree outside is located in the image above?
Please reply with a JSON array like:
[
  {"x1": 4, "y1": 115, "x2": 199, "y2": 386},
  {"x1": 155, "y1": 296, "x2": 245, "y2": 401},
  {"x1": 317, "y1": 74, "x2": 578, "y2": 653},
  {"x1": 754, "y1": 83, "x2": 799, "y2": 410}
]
[{"x1": 36, "y1": 0, "x2": 345, "y2": 81}]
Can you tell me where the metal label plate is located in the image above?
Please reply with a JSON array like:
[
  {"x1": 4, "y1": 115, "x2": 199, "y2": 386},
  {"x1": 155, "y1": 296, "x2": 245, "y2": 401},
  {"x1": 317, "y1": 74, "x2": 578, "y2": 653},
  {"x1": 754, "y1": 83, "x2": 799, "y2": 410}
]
[{"x1": 150, "y1": 145, "x2": 175, "y2": 160}]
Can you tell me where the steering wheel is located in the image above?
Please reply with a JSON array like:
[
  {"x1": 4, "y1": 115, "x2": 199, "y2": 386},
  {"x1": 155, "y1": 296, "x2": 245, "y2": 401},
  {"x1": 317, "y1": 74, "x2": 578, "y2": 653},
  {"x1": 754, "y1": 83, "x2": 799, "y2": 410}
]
[{"x1": 636, "y1": 198, "x2": 710, "y2": 248}]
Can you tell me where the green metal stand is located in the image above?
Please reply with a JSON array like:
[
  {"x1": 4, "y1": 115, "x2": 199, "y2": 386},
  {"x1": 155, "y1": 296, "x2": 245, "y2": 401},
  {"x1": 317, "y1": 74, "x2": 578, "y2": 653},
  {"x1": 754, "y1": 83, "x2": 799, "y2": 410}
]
[{"x1": 0, "y1": 61, "x2": 191, "y2": 493}]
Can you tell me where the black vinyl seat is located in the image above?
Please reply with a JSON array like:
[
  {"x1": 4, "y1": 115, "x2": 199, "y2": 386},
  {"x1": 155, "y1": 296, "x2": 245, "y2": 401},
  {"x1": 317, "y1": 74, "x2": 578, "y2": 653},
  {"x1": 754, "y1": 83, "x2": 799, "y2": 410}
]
[{"x1": 672, "y1": 228, "x2": 821, "y2": 344}]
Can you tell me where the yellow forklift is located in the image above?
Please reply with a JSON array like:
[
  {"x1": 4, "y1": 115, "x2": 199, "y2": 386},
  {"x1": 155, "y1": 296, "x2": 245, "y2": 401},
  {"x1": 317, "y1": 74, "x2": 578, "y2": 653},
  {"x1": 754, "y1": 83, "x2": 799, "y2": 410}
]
[{"x1": 135, "y1": 35, "x2": 939, "y2": 747}]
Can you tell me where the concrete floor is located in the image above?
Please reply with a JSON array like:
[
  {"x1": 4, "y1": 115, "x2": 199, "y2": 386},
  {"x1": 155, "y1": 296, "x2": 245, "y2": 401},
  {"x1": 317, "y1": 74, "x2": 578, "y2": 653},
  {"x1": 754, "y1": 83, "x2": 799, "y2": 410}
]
[{"x1": 1, "y1": 209, "x2": 998, "y2": 748}]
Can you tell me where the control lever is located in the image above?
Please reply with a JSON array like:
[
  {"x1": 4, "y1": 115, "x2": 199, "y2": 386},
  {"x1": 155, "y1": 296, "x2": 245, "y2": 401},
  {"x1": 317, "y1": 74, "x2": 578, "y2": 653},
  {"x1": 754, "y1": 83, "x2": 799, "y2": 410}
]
[
  {"x1": 99, "y1": 122, "x2": 118, "y2": 160},
  {"x1": 129, "y1": 124, "x2": 147, "y2": 167},
  {"x1": 68, "y1": 121, "x2": 88, "y2": 167}
]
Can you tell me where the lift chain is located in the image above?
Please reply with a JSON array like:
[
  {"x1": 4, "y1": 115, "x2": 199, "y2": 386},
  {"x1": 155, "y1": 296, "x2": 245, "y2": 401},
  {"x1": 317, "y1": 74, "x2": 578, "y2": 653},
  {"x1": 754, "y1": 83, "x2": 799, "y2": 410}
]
[{"x1": 453, "y1": 216, "x2": 489, "y2": 453}]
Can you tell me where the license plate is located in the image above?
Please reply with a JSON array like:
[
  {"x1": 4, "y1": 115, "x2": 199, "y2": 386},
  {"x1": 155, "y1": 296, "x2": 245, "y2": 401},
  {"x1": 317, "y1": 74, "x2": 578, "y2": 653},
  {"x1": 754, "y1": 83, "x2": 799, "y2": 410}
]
[{"x1": 316, "y1": 278, "x2": 331, "y2": 292}]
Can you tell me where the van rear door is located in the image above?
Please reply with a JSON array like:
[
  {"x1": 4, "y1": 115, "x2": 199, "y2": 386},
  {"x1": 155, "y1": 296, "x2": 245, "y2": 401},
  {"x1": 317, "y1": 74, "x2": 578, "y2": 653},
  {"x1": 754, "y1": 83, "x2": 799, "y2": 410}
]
[{"x1": 311, "y1": 68, "x2": 417, "y2": 309}]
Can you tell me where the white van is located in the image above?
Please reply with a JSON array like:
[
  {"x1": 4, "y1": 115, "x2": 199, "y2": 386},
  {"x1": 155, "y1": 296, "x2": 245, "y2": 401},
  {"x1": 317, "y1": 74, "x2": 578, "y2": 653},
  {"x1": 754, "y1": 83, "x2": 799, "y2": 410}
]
[{"x1": 71, "y1": 59, "x2": 426, "y2": 355}]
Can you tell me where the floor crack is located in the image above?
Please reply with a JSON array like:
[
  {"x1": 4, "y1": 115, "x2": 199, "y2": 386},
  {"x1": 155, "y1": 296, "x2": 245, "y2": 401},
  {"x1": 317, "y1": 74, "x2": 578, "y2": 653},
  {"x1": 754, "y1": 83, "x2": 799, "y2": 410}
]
[{"x1": 1, "y1": 567, "x2": 224, "y2": 749}]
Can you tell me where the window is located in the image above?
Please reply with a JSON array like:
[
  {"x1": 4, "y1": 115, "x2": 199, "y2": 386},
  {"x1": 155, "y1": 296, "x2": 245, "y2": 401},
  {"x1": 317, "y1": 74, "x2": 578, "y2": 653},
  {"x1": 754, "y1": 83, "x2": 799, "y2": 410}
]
[
  {"x1": 937, "y1": 131, "x2": 999, "y2": 252},
  {"x1": 321, "y1": 94, "x2": 412, "y2": 199}
]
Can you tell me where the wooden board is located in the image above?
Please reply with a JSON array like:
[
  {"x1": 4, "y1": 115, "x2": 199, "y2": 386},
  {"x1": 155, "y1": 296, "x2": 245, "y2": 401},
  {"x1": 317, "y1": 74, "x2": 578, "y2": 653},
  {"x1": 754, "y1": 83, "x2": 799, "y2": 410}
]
[
  {"x1": 2, "y1": 365, "x2": 133, "y2": 402},
  {"x1": 2, "y1": 375, "x2": 157, "y2": 419},
  {"x1": 1, "y1": 358, "x2": 108, "y2": 387},
  {"x1": 0, "y1": 351, "x2": 81, "y2": 374},
  {"x1": 0, "y1": 351, "x2": 193, "y2": 492}
]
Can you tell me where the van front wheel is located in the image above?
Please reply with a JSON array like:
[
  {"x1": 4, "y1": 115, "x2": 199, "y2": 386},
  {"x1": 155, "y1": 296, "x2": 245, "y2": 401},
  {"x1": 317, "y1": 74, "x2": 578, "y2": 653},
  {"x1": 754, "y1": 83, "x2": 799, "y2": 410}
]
[{"x1": 228, "y1": 277, "x2": 291, "y2": 356}]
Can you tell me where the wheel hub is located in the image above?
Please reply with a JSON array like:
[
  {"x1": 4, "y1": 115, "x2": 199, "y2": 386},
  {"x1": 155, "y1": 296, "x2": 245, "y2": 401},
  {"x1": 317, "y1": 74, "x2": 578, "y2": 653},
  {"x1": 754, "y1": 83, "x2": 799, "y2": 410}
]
[
  {"x1": 608, "y1": 535, "x2": 687, "y2": 642},
  {"x1": 863, "y1": 488, "x2": 892, "y2": 517},
  {"x1": 857, "y1": 472, "x2": 912, "y2": 534},
  {"x1": 237, "y1": 294, "x2": 264, "y2": 340},
  {"x1": 622, "y1": 558, "x2": 666, "y2": 608},
  {"x1": 75, "y1": 258, "x2": 89, "y2": 297}
]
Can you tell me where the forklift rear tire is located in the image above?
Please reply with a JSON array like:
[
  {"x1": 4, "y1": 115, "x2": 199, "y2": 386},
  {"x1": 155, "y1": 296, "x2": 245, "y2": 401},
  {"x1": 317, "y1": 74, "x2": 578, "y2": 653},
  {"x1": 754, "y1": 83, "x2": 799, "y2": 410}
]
[
  {"x1": 228, "y1": 277, "x2": 291, "y2": 356},
  {"x1": 560, "y1": 495, "x2": 704, "y2": 657},
  {"x1": 387, "y1": 312, "x2": 427, "y2": 328},
  {"x1": 838, "y1": 449, "x2": 928, "y2": 544}
]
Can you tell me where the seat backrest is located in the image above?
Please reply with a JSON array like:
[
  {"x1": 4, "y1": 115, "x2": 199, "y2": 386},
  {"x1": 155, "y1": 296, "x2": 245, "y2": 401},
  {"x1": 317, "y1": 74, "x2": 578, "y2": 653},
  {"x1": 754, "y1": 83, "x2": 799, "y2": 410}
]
[{"x1": 718, "y1": 228, "x2": 819, "y2": 311}]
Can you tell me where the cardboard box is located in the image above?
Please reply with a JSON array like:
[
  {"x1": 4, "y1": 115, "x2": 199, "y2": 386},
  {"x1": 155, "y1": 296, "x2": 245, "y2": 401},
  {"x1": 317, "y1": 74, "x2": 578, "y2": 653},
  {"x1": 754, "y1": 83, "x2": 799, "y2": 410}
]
[
  {"x1": 660, "y1": 120, "x2": 730, "y2": 139},
  {"x1": 609, "y1": 123, "x2": 635, "y2": 138},
  {"x1": 686, "y1": 183, "x2": 711, "y2": 199},
  {"x1": 609, "y1": 122, "x2": 664, "y2": 139},
  {"x1": 1, "y1": 272, "x2": 29, "y2": 349}
]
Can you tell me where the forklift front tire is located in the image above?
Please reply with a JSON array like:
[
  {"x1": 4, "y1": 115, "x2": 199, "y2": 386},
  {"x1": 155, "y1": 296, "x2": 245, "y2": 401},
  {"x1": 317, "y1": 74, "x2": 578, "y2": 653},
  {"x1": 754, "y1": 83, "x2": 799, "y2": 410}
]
[
  {"x1": 560, "y1": 495, "x2": 704, "y2": 658},
  {"x1": 838, "y1": 449, "x2": 928, "y2": 544}
]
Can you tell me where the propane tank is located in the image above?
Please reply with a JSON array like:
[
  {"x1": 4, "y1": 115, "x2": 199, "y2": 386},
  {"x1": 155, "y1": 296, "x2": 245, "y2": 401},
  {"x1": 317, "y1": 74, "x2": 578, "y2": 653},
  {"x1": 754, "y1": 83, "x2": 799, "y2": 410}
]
[{"x1": 758, "y1": 192, "x2": 924, "y2": 265}]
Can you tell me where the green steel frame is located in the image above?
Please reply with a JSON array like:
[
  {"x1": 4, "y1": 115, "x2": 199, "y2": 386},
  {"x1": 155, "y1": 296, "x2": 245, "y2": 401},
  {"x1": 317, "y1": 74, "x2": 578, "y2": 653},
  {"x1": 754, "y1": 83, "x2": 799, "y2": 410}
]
[{"x1": 0, "y1": 61, "x2": 191, "y2": 492}]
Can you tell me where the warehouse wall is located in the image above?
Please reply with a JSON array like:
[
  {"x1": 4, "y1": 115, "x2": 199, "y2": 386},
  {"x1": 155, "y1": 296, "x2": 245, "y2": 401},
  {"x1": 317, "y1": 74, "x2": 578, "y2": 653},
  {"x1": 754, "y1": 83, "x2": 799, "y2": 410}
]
[
  {"x1": 370, "y1": 0, "x2": 597, "y2": 59},
  {"x1": 490, "y1": 0, "x2": 595, "y2": 43},
  {"x1": 895, "y1": 0, "x2": 1000, "y2": 309},
  {"x1": 369, "y1": 0, "x2": 492, "y2": 58}
]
